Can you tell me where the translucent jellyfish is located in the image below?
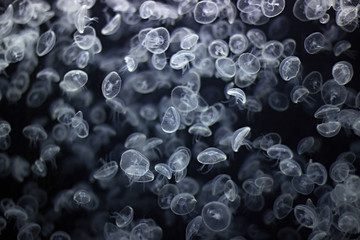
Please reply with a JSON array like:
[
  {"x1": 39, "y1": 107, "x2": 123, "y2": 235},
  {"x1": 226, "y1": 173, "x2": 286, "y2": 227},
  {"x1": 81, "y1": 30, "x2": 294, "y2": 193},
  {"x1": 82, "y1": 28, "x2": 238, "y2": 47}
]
[
  {"x1": 22, "y1": 124, "x2": 48, "y2": 144},
  {"x1": 316, "y1": 121, "x2": 341, "y2": 137},
  {"x1": 267, "y1": 144, "x2": 293, "y2": 161},
  {"x1": 333, "y1": 40, "x2": 352, "y2": 57},
  {"x1": 52, "y1": 124, "x2": 68, "y2": 142},
  {"x1": 338, "y1": 211, "x2": 360, "y2": 234},
  {"x1": 201, "y1": 201, "x2": 231, "y2": 232},
  {"x1": 50, "y1": 231, "x2": 71, "y2": 240},
  {"x1": 102, "y1": 71, "x2": 122, "y2": 99},
  {"x1": 279, "y1": 159, "x2": 302, "y2": 177},
  {"x1": 304, "y1": 0, "x2": 329, "y2": 20},
  {"x1": 17, "y1": 223, "x2": 41, "y2": 240},
  {"x1": 302, "y1": 71, "x2": 323, "y2": 94},
  {"x1": 144, "y1": 27, "x2": 170, "y2": 54},
  {"x1": 124, "y1": 55, "x2": 138, "y2": 72},
  {"x1": 306, "y1": 161, "x2": 327, "y2": 185},
  {"x1": 229, "y1": 33, "x2": 248, "y2": 55},
  {"x1": 240, "y1": 5, "x2": 269, "y2": 26},
  {"x1": 120, "y1": 149, "x2": 150, "y2": 177},
  {"x1": 336, "y1": 6, "x2": 358, "y2": 32},
  {"x1": 158, "y1": 184, "x2": 180, "y2": 209},
  {"x1": 273, "y1": 193, "x2": 293, "y2": 219},
  {"x1": 227, "y1": 87, "x2": 247, "y2": 105},
  {"x1": 181, "y1": 33, "x2": 199, "y2": 50},
  {"x1": 0, "y1": 120, "x2": 11, "y2": 137},
  {"x1": 197, "y1": 147, "x2": 227, "y2": 165},
  {"x1": 93, "y1": 161, "x2": 118, "y2": 181},
  {"x1": 262, "y1": 40, "x2": 284, "y2": 60},
  {"x1": 170, "y1": 50, "x2": 195, "y2": 70},
  {"x1": 73, "y1": 189, "x2": 91, "y2": 205},
  {"x1": 101, "y1": 13, "x2": 121, "y2": 36},
  {"x1": 112, "y1": 205, "x2": 134, "y2": 228},
  {"x1": 73, "y1": 26, "x2": 97, "y2": 50},
  {"x1": 279, "y1": 56, "x2": 301, "y2": 81},
  {"x1": 304, "y1": 32, "x2": 331, "y2": 54},
  {"x1": 268, "y1": 91, "x2": 289, "y2": 112},
  {"x1": 329, "y1": 161, "x2": 351, "y2": 183},
  {"x1": 124, "y1": 132, "x2": 147, "y2": 149},
  {"x1": 31, "y1": 159, "x2": 47, "y2": 177},
  {"x1": 255, "y1": 174, "x2": 274, "y2": 192},
  {"x1": 215, "y1": 57, "x2": 236, "y2": 79},
  {"x1": 259, "y1": 132, "x2": 281, "y2": 151},
  {"x1": 36, "y1": 68, "x2": 60, "y2": 83},
  {"x1": 154, "y1": 163, "x2": 172, "y2": 180},
  {"x1": 193, "y1": 1, "x2": 218, "y2": 24},
  {"x1": 261, "y1": 0, "x2": 285, "y2": 17},
  {"x1": 161, "y1": 106, "x2": 181, "y2": 133},
  {"x1": 208, "y1": 39, "x2": 229, "y2": 58},
  {"x1": 294, "y1": 204, "x2": 319, "y2": 228},
  {"x1": 290, "y1": 85, "x2": 310, "y2": 104},
  {"x1": 314, "y1": 104, "x2": 340, "y2": 120},
  {"x1": 167, "y1": 147, "x2": 191, "y2": 172},
  {"x1": 130, "y1": 71, "x2": 158, "y2": 94},
  {"x1": 332, "y1": 61, "x2": 353, "y2": 86},
  {"x1": 244, "y1": 194, "x2": 265, "y2": 212},
  {"x1": 186, "y1": 216, "x2": 203, "y2": 240},
  {"x1": 282, "y1": 38, "x2": 296, "y2": 57},
  {"x1": 237, "y1": 53, "x2": 260, "y2": 74},
  {"x1": 170, "y1": 193, "x2": 197, "y2": 215},
  {"x1": 140, "y1": 104, "x2": 158, "y2": 121},
  {"x1": 292, "y1": 174, "x2": 314, "y2": 195},
  {"x1": 152, "y1": 53, "x2": 167, "y2": 70},
  {"x1": 246, "y1": 28, "x2": 267, "y2": 48},
  {"x1": 5, "y1": 39, "x2": 25, "y2": 63},
  {"x1": 231, "y1": 126, "x2": 251, "y2": 152},
  {"x1": 242, "y1": 178, "x2": 262, "y2": 196},
  {"x1": 297, "y1": 136, "x2": 315, "y2": 155},
  {"x1": 171, "y1": 86, "x2": 198, "y2": 113},
  {"x1": 60, "y1": 70, "x2": 88, "y2": 93},
  {"x1": 36, "y1": 29, "x2": 56, "y2": 56}
]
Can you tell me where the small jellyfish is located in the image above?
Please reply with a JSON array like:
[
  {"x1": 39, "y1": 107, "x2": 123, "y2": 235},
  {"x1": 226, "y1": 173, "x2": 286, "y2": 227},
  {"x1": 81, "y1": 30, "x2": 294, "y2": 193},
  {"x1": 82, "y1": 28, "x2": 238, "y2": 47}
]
[
  {"x1": 154, "y1": 163, "x2": 172, "y2": 180},
  {"x1": 36, "y1": 29, "x2": 56, "y2": 56},
  {"x1": 273, "y1": 193, "x2": 293, "y2": 220},
  {"x1": 267, "y1": 144, "x2": 293, "y2": 161},
  {"x1": 279, "y1": 56, "x2": 301, "y2": 81},
  {"x1": 167, "y1": 147, "x2": 191, "y2": 173},
  {"x1": 215, "y1": 57, "x2": 236, "y2": 79},
  {"x1": 237, "y1": 53, "x2": 260, "y2": 74},
  {"x1": 181, "y1": 33, "x2": 199, "y2": 50},
  {"x1": 60, "y1": 69, "x2": 88, "y2": 93},
  {"x1": 50, "y1": 231, "x2": 71, "y2": 240},
  {"x1": 144, "y1": 27, "x2": 170, "y2": 54},
  {"x1": 246, "y1": 28, "x2": 267, "y2": 48},
  {"x1": 112, "y1": 205, "x2": 134, "y2": 228},
  {"x1": 268, "y1": 91, "x2": 289, "y2": 112},
  {"x1": 306, "y1": 161, "x2": 327, "y2": 185},
  {"x1": 201, "y1": 201, "x2": 231, "y2": 232},
  {"x1": 197, "y1": 147, "x2": 227, "y2": 165},
  {"x1": 302, "y1": 71, "x2": 323, "y2": 94},
  {"x1": 93, "y1": 161, "x2": 119, "y2": 181},
  {"x1": 226, "y1": 87, "x2": 247, "y2": 105},
  {"x1": 102, "y1": 71, "x2": 122, "y2": 99},
  {"x1": 73, "y1": 189, "x2": 91, "y2": 205},
  {"x1": 304, "y1": 32, "x2": 331, "y2": 54},
  {"x1": 158, "y1": 184, "x2": 180, "y2": 209},
  {"x1": 261, "y1": 0, "x2": 285, "y2": 17},
  {"x1": 291, "y1": 174, "x2": 314, "y2": 195},
  {"x1": 193, "y1": 1, "x2": 219, "y2": 24},
  {"x1": 152, "y1": 53, "x2": 167, "y2": 70},
  {"x1": 229, "y1": 33, "x2": 248, "y2": 55},
  {"x1": 22, "y1": 124, "x2": 48, "y2": 145},
  {"x1": 171, "y1": 86, "x2": 198, "y2": 113},
  {"x1": 101, "y1": 13, "x2": 121, "y2": 36},
  {"x1": 161, "y1": 106, "x2": 181, "y2": 134},
  {"x1": 316, "y1": 121, "x2": 341, "y2": 138},
  {"x1": 332, "y1": 61, "x2": 353, "y2": 86},
  {"x1": 120, "y1": 149, "x2": 150, "y2": 177},
  {"x1": 73, "y1": 26, "x2": 97, "y2": 50},
  {"x1": 279, "y1": 159, "x2": 302, "y2": 177},
  {"x1": 294, "y1": 204, "x2": 319, "y2": 229},
  {"x1": 231, "y1": 126, "x2": 252, "y2": 152},
  {"x1": 208, "y1": 39, "x2": 229, "y2": 58},
  {"x1": 170, "y1": 193, "x2": 197, "y2": 215}
]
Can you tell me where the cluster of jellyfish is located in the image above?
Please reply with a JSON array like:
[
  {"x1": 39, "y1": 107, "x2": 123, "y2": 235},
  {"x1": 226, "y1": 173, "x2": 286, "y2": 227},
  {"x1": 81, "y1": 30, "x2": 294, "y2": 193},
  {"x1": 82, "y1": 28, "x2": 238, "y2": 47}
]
[{"x1": 1, "y1": 0, "x2": 360, "y2": 239}]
